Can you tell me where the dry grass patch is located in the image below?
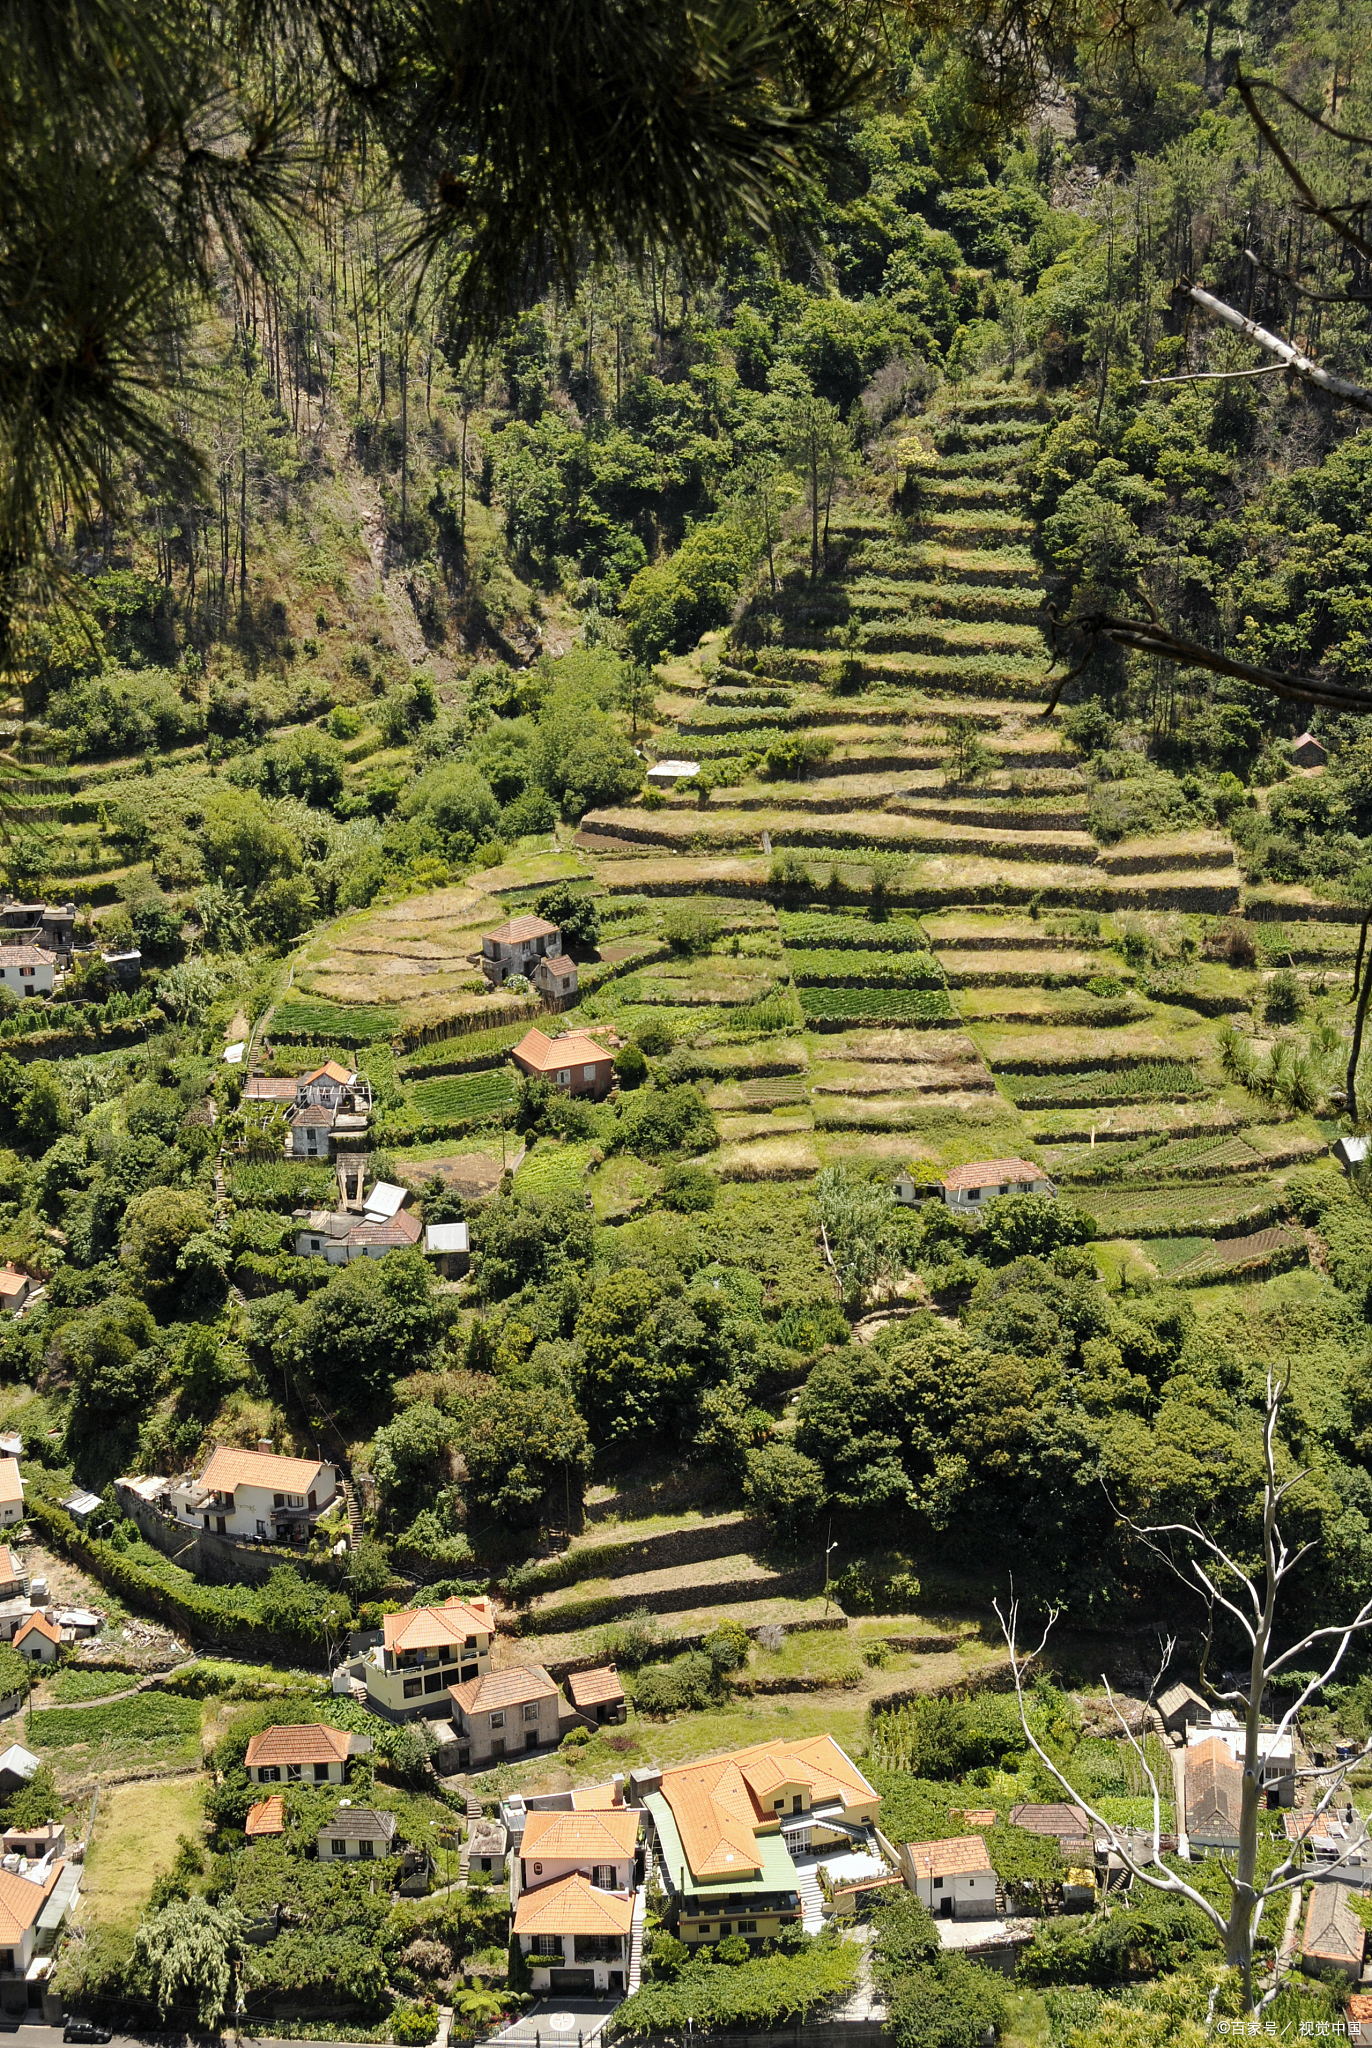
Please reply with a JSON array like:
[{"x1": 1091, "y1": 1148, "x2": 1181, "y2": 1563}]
[
  {"x1": 81, "y1": 1774, "x2": 205, "y2": 1931},
  {"x1": 712, "y1": 1135, "x2": 819, "y2": 1180}
]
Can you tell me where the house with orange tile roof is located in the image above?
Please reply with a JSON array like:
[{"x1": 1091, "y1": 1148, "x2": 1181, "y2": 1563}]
[
  {"x1": 567, "y1": 1665, "x2": 626, "y2": 1725},
  {"x1": 480, "y1": 915, "x2": 568, "y2": 990},
  {"x1": 939, "y1": 1158, "x2": 1055, "y2": 1209},
  {"x1": 169, "y1": 1443, "x2": 340, "y2": 1544},
  {"x1": 0, "y1": 1855, "x2": 71, "y2": 2021},
  {"x1": 640, "y1": 1734, "x2": 880, "y2": 1947},
  {"x1": 363, "y1": 1595, "x2": 496, "y2": 1722},
  {"x1": 903, "y1": 1835, "x2": 997, "y2": 1920},
  {"x1": 12, "y1": 1614, "x2": 58, "y2": 1665},
  {"x1": 446, "y1": 1665, "x2": 562, "y2": 1768},
  {"x1": 511, "y1": 1027, "x2": 614, "y2": 1098},
  {"x1": 245, "y1": 1796, "x2": 285, "y2": 1839},
  {"x1": 513, "y1": 1869, "x2": 635, "y2": 1995},
  {"x1": 514, "y1": 1807, "x2": 640, "y2": 1907},
  {"x1": 244, "y1": 1723, "x2": 371, "y2": 1786}
]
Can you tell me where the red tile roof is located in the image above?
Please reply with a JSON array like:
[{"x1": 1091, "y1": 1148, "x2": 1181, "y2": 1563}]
[
  {"x1": 567, "y1": 1666, "x2": 624, "y2": 1710},
  {"x1": 907, "y1": 1835, "x2": 994, "y2": 1879},
  {"x1": 521, "y1": 1808, "x2": 639, "y2": 1862},
  {"x1": 487, "y1": 916, "x2": 559, "y2": 945},
  {"x1": 0, "y1": 1462, "x2": 22, "y2": 1505},
  {"x1": 449, "y1": 1665, "x2": 558, "y2": 1715},
  {"x1": 513, "y1": 1869, "x2": 633, "y2": 1938},
  {"x1": 304, "y1": 1062, "x2": 353, "y2": 1084},
  {"x1": 14, "y1": 1612, "x2": 57, "y2": 1647},
  {"x1": 942, "y1": 1158, "x2": 1048, "y2": 1191},
  {"x1": 245, "y1": 1796, "x2": 285, "y2": 1837},
  {"x1": 0, "y1": 1861, "x2": 62, "y2": 1943},
  {"x1": 511, "y1": 1028, "x2": 612, "y2": 1076},
  {"x1": 382, "y1": 1597, "x2": 495, "y2": 1654},
  {"x1": 244, "y1": 1724, "x2": 351, "y2": 1769},
  {"x1": 200, "y1": 1447, "x2": 331, "y2": 1495}
]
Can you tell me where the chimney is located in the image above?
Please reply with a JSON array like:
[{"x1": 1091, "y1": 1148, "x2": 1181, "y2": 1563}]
[
  {"x1": 611, "y1": 1774, "x2": 624, "y2": 1807},
  {"x1": 257, "y1": 1438, "x2": 273, "y2": 1454}
]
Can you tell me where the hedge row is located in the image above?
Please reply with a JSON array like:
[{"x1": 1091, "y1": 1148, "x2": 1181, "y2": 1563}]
[{"x1": 25, "y1": 1496, "x2": 322, "y2": 1661}]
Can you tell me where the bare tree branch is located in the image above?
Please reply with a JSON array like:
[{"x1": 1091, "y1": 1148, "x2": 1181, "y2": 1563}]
[
  {"x1": 1236, "y1": 73, "x2": 1372, "y2": 270},
  {"x1": 1186, "y1": 283, "x2": 1372, "y2": 416},
  {"x1": 1050, "y1": 609, "x2": 1372, "y2": 717}
]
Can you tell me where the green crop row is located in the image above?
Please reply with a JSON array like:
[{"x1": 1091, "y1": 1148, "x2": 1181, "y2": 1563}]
[
  {"x1": 31, "y1": 1693, "x2": 202, "y2": 1750},
  {"x1": 1004, "y1": 1062, "x2": 1204, "y2": 1107},
  {"x1": 799, "y1": 987, "x2": 956, "y2": 1027},
  {"x1": 228, "y1": 1160, "x2": 336, "y2": 1211},
  {"x1": 786, "y1": 949, "x2": 945, "y2": 988},
  {"x1": 408, "y1": 1068, "x2": 515, "y2": 1120},
  {"x1": 777, "y1": 912, "x2": 930, "y2": 951},
  {"x1": 273, "y1": 999, "x2": 400, "y2": 1043}
]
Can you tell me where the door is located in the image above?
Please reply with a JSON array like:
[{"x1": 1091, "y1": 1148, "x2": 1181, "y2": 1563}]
[
  {"x1": 549, "y1": 1970, "x2": 595, "y2": 1993},
  {"x1": 939, "y1": 1896, "x2": 952, "y2": 1918}
]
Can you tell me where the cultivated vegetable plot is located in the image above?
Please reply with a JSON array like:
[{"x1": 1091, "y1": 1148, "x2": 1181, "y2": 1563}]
[
  {"x1": 407, "y1": 1068, "x2": 515, "y2": 1122},
  {"x1": 785, "y1": 948, "x2": 945, "y2": 988},
  {"x1": 1084, "y1": 1184, "x2": 1283, "y2": 1239},
  {"x1": 273, "y1": 998, "x2": 400, "y2": 1042},
  {"x1": 777, "y1": 912, "x2": 932, "y2": 950},
  {"x1": 799, "y1": 987, "x2": 956, "y2": 1027},
  {"x1": 1005, "y1": 1062, "x2": 1204, "y2": 1108}
]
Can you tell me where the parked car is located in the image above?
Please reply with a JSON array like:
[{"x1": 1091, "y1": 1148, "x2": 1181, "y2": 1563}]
[{"x1": 63, "y1": 2021, "x2": 112, "y2": 2042}]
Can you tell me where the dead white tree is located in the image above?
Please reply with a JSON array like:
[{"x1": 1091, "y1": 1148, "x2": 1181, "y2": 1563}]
[{"x1": 996, "y1": 1372, "x2": 1372, "y2": 2012}]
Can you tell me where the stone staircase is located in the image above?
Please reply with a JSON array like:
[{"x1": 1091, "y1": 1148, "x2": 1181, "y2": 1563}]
[
  {"x1": 626, "y1": 1884, "x2": 647, "y2": 1992},
  {"x1": 794, "y1": 1862, "x2": 827, "y2": 1934}
]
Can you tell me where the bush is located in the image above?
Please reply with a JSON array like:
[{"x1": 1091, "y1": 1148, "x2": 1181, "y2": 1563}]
[
  {"x1": 1265, "y1": 969, "x2": 1303, "y2": 1023},
  {"x1": 615, "y1": 1083, "x2": 718, "y2": 1158},
  {"x1": 743, "y1": 1441, "x2": 827, "y2": 1536},
  {"x1": 391, "y1": 2005, "x2": 439, "y2": 2042},
  {"x1": 662, "y1": 897, "x2": 722, "y2": 955},
  {"x1": 660, "y1": 1160, "x2": 716, "y2": 1210},
  {"x1": 615, "y1": 1043, "x2": 650, "y2": 1089},
  {"x1": 633, "y1": 1650, "x2": 719, "y2": 1715}
]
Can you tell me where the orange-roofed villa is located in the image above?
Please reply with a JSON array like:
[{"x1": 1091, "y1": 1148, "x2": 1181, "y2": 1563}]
[
  {"x1": 510, "y1": 1805, "x2": 643, "y2": 1996},
  {"x1": 362, "y1": 1595, "x2": 496, "y2": 1721},
  {"x1": 639, "y1": 1734, "x2": 881, "y2": 1946},
  {"x1": 510, "y1": 1028, "x2": 614, "y2": 1098}
]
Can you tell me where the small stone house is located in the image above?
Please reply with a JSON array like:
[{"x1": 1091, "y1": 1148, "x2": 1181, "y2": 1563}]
[
  {"x1": 244, "y1": 1724, "x2": 370, "y2": 1786},
  {"x1": 318, "y1": 1807, "x2": 398, "y2": 1863},
  {"x1": 447, "y1": 1665, "x2": 562, "y2": 1768},
  {"x1": 480, "y1": 915, "x2": 564, "y2": 989},
  {"x1": 1292, "y1": 731, "x2": 1328, "y2": 767},
  {"x1": 1157, "y1": 1682, "x2": 1209, "y2": 1737},
  {"x1": 467, "y1": 1818, "x2": 508, "y2": 1882},
  {"x1": 1008, "y1": 1803, "x2": 1093, "y2": 1857},
  {"x1": 940, "y1": 1159, "x2": 1055, "y2": 1209},
  {"x1": 1302, "y1": 1881, "x2": 1366, "y2": 1982},
  {"x1": 903, "y1": 1835, "x2": 998, "y2": 1920},
  {"x1": 567, "y1": 1666, "x2": 627, "y2": 1726},
  {"x1": 0, "y1": 948, "x2": 56, "y2": 998}
]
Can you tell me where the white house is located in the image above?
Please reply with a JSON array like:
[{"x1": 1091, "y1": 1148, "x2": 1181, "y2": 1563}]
[
  {"x1": 170, "y1": 1444, "x2": 340, "y2": 1543},
  {"x1": 317, "y1": 1807, "x2": 398, "y2": 1862},
  {"x1": 0, "y1": 949, "x2": 55, "y2": 998},
  {"x1": 296, "y1": 1183, "x2": 422, "y2": 1264},
  {"x1": 903, "y1": 1836, "x2": 998, "y2": 1920},
  {"x1": 0, "y1": 1858, "x2": 72, "y2": 2021},
  {"x1": 0, "y1": 1271, "x2": 31, "y2": 1317},
  {"x1": 0, "y1": 1463, "x2": 23, "y2": 1529},
  {"x1": 511, "y1": 1807, "x2": 640, "y2": 1996},
  {"x1": 940, "y1": 1158, "x2": 1055, "y2": 1209},
  {"x1": 12, "y1": 1615, "x2": 58, "y2": 1665},
  {"x1": 244, "y1": 1724, "x2": 370, "y2": 1786}
]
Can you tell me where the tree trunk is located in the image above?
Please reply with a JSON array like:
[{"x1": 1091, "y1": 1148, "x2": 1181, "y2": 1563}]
[
  {"x1": 1348, "y1": 941, "x2": 1372, "y2": 1117},
  {"x1": 809, "y1": 440, "x2": 820, "y2": 585},
  {"x1": 1352, "y1": 916, "x2": 1368, "y2": 1006}
]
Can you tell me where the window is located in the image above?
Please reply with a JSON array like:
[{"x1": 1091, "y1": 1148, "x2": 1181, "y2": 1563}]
[
  {"x1": 523, "y1": 1703, "x2": 541, "y2": 1722},
  {"x1": 358, "y1": 1840, "x2": 374, "y2": 1860},
  {"x1": 424, "y1": 1672, "x2": 445, "y2": 1693},
  {"x1": 403, "y1": 1678, "x2": 423, "y2": 1699},
  {"x1": 533, "y1": 1936, "x2": 560, "y2": 1958},
  {"x1": 696, "y1": 1927, "x2": 711, "y2": 1938},
  {"x1": 286, "y1": 1764, "x2": 302, "y2": 1781},
  {"x1": 260, "y1": 1766, "x2": 281, "y2": 1783},
  {"x1": 489, "y1": 1711, "x2": 505, "y2": 1729},
  {"x1": 330, "y1": 1840, "x2": 346, "y2": 1858},
  {"x1": 556, "y1": 1069, "x2": 571, "y2": 1086},
  {"x1": 738, "y1": 1921, "x2": 756, "y2": 1934},
  {"x1": 582, "y1": 1065, "x2": 596, "y2": 1082},
  {"x1": 273, "y1": 1493, "x2": 285, "y2": 1507},
  {"x1": 310, "y1": 1239, "x2": 321, "y2": 1251},
  {"x1": 718, "y1": 1923, "x2": 732, "y2": 1937},
  {"x1": 773, "y1": 1798, "x2": 785, "y2": 1811},
  {"x1": 314, "y1": 1764, "x2": 329, "y2": 1782},
  {"x1": 593, "y1": 1866, "x2": 616, "y2": 1890},
  {"x1": 933, "y1": 1877, "x2": 944, "y2": 1891}
]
